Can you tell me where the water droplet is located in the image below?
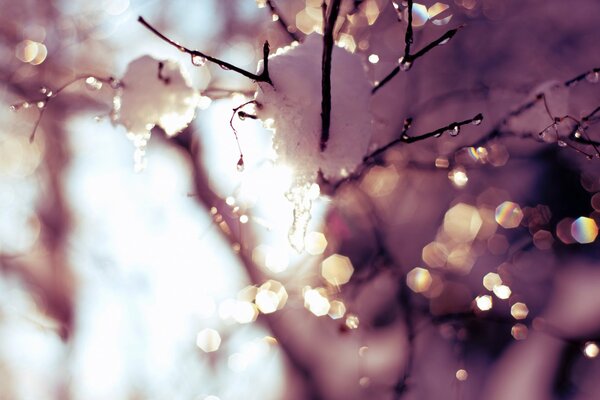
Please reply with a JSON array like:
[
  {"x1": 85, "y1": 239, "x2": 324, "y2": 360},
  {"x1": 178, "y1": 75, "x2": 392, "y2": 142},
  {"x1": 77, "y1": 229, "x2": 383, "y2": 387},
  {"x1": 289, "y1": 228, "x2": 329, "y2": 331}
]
[
  {"x1": 586, "y1": 71, "x2": 599, "y2": 83},
  {"x1": 574, "y1": 129, "x2": 583, "y2": 139},
  {"x1": 9, "y1": 105, "x2": 17, "y2": 111},
  {"x1": 587, "y1": 155, "x2": 594, "y2": 160},
  {"x1": 472, "y1": 114, "x2": 483, "y2": 126},
  {"x1": 401, "y1": 134, "x2": 410, "y2": 141},
  {"x1": 438, "y1": 38, "x2": 450, "y2": 45},
  {"x1": 36, "y1": 101, "x2": 46, "y2": 109},
  {"x1": 94, "y1": 115, "x2": 104, "y2": 122},
  {"x1": 39, "y1": 86, "x2": 48, "y2": 94},
  {"x1": 237, "y1": 156, "x2": 245, "y2": 172},
  {"x1": 85, "y1": 76, "x2": 103, "y2": 90},
  {"x1": 539, "y1": 127, "x2": 556, "y2": 143},
  {"x1": 191, "y1": 54, "x2": 206, "y2": 67},
  {"x1": 22, "y1": 102, "x2": 31, "y2": 109},
  {"x1": 238, "y1": 111, "x2": 246, "y2": 121},
  {"x1": 398, "y1": 57, "x2": 413, "y2": 71},
  {"x1": 109, "y1": 78, "x2": 121, "y2": 89},
  {"x1": 434, "y1": 132, "x2": 442, "y2": 138},
  {"x1": 557, "y1": 140, "x2": 567, "y2": 147},
  {"x1": 220, "y1": 64, "x2": 230, "y2": 71},
  {"x1": 447, "y1": 125, "x2": 460, "y2": 137}
]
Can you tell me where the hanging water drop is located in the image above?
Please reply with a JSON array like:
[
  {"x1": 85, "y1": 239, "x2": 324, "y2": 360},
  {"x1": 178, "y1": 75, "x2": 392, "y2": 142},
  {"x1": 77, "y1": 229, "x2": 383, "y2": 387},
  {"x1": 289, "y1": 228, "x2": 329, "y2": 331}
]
[
  {"x1": 9, "y1": 104, "x2": 17, "y2": 111},
  {"x1": 39, "y1": 87, "x2": 49, "y2": 95},
  {"x1": 472, "y1": 114, "x2": 483, "y2": 126},
  {"x1": 398, "y1": 57, "x2": 413, "y2": 71},
  {"x1": 191, "y1": 54, "x2": 207, "y2": 67},
  {"x1": 237, "y1": 156, "x2": 245, "y2": 172},
  {"x1": 36, "y1": 101, "x2": 46, "y2": 109},
  {"x1": 574, "y1": 129, "x2": 583, "y2": 139},
  {"x1": 447, "y1": 125, "x2": 460, "y2": 137},
  {"x1": 586, "y1": 71, "x2": 599, "y2": 83},
  {"x1": 438, "y1": 38, "x2": 450, "y2": 45},
  {"x1": 401, "y1": 134, "x2": 410, "y2": 141},
  {"x1": 557, "y1": 140, "x2": 567, "y2": 147},
  {"x1": 434, "y1": 132, "x2": 443, "y2": 138},
  {"x1": 22, "y1": 102, "x2": 31, "y2": 109}
]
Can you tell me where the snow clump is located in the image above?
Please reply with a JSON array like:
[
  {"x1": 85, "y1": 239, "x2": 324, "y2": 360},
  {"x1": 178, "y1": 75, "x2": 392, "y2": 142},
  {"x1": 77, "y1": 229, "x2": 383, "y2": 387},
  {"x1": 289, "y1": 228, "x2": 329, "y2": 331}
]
[
  {"x1": 112, "y1": 55, "x2": 199, "y2": 170},
  {"x1": 255, "y1": 34, "x2": 372, "y2": 184}
]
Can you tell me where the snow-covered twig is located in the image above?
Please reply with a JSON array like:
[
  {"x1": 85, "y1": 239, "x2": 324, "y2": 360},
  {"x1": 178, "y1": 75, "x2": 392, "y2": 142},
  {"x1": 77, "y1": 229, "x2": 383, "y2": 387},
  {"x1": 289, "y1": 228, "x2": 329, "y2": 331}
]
[
  {"x1": 320, "y1": 0, "x2": 343, "y2": 151},
  {"x1": 138, "y1": 16, "x2": 273, "y2": 86}
]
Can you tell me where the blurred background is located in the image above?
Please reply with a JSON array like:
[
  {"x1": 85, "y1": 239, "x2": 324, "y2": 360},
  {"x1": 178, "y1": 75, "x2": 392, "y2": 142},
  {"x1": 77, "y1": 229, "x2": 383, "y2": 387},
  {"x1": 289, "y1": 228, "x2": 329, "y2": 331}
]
[{"x1": 1, "y1": 0, "x2": 599, "y2": 399}]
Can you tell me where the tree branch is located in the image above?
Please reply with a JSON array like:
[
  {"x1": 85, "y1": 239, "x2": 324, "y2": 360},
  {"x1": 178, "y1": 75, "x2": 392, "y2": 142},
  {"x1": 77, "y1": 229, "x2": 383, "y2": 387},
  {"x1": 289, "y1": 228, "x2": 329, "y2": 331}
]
[
  {"x1": 372, "y1": 3, "x2": 464, "y2": 95},
  {"x1": 138, "y1": 16, "x2": 273, "y2": 86}
]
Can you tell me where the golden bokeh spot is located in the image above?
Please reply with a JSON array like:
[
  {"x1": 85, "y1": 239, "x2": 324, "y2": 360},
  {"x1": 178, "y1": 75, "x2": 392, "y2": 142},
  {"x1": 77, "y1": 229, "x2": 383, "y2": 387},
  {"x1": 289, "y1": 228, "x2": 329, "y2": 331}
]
[
  {"x1": 305, "y1": 231, "x2": 328, "y2": 255},
  {"x1": 255, "y1": 280, "x2": 288, "y2": 314},
  {"x1": 328, "y1": 300, "x2": 346, "y2": 320},
  {"x1": 482, "y1": 272, "x2": 502, "y2": 291},
  {"x1": 303, "y1": 287, "x2": 331, "y2": 316},
  {"x1": 510, "y1": 302, "x2": 529, "y2": 320},
  {"x1": 511, "y1": 323, "x2": 528, "y2": 340},
  {"x1": 455, "y1": 369, "x2": 468, "y2": 381},
  {"x1": 475, "y1": 295, "x2": 493, "y2": 311},
  {"x1": 493, "y1": 284, "x2": 511, "y2": 300},
  {"x1": 345, "y1": 314, "x2": 360, "y2": 330},
  {"x1": 407, "y1": 267, "x2": 432, "y2": 293},
  {"x1": 443, "y1": 203, "x2": 482, "y2": 242},
  {"x1": 322, "y1": 254, "x2": 354, "y2": 286},
  {"x1": 584, "y1": 341, "x2": 599, "y2": 358}
]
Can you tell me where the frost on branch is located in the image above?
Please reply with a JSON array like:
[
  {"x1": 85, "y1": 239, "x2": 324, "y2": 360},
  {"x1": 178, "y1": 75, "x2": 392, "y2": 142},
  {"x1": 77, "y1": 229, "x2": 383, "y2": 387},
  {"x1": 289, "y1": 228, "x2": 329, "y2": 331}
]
[
  {"x1": 255, "y1": 34, "x2": 372, "y2": 184},
  {"x1": 112, "y1": 55, "x2": 199, "y2": 170}
]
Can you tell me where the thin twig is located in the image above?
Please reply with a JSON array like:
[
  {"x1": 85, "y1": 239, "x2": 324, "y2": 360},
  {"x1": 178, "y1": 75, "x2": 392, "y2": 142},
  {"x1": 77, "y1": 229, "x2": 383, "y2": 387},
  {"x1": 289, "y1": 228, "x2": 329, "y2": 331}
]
[
  {"x1": 265, "y1": 0, "x2": 301, "y2": 42},
  {"x1": 10, "y1": 75, "x2": 119, "y2": 142},
  {"x1": 372, "y1": 3, "x2": 464, "y2": 95},
  {"x1": 138, "y1": 16, "x2": 273, "y2": 86},
  {"x1": 364, "y1": 113, "x2": 483, "y2": 161},
  {"x1": 320, "y1": 0, "x2": 343, "y2": 151},
  {"x1": 467, "y1": 67, "x2": 600, "y2": 159},
  {"x1": 229, "y1": 100, "x2": 259, "y2": 171}
]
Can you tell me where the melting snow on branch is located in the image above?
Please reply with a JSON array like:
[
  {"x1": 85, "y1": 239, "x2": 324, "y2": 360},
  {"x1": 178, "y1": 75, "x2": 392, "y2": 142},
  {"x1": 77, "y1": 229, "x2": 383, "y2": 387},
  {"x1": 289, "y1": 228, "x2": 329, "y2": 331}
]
[
  {"x1": 112, "y1": 55, "x2": 199, "y2": 171},
  {"x1": 255, "y1": 34, "x2": 372, "y2": 183},
  {"x1": 254, "y1": 35, "x2": 372, "y2": 250}
]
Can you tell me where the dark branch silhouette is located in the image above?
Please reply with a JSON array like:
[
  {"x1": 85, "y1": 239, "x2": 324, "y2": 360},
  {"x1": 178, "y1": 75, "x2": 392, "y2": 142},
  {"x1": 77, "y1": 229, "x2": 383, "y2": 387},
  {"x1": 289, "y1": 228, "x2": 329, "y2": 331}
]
[
  {"x1": 320, "y1": 0, "x2": 342, "y2": 151},
  {"x1": 138, "y1": 16, "x2": 273, "y2": 86}
]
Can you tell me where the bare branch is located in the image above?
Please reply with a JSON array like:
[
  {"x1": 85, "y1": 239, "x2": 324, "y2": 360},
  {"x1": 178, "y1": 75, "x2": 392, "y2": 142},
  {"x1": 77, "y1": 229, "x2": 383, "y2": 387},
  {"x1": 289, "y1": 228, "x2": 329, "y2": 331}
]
[
  {"x1": 10, "y1": 75, "x2": 119, "y2": 142},
  {"x1": 138, "y1": 16, "x2": 273, "y2": 86},
  {"x1": 364, "y1": 113, "x2": 483, "y2": 161},
  {"x1": 372, "y1": 4, "x2": 464, "y2": 95}
]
